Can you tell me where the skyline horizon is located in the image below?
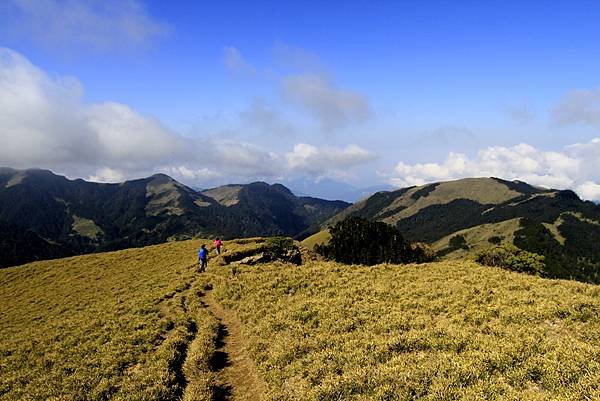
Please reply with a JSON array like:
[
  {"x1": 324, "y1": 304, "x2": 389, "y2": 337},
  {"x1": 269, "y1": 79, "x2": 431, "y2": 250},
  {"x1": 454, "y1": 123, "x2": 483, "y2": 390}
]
[
  {"x1": 1, "y1": 1, "x2": 600, "y2": 200},
  {"x1": 3, "y1": 164, "x2": 597, "y2": 205}
]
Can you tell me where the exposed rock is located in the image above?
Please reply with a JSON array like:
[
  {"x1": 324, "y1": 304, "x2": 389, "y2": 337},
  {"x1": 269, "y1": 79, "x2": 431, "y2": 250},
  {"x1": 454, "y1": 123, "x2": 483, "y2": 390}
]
[
  {"x1": 228, "y1": 241, "x2": 302, "y2": 266},
  {"x1": 279, "y1": 246, "x2": 302, "y2": 265},
  {"x1": 231, "y1": 252, "x2": 270, "y2": 266}
]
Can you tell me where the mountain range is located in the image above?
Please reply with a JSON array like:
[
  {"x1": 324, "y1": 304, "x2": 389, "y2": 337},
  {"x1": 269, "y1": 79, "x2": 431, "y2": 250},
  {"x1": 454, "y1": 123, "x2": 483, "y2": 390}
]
[
  {"x1": 0, "y1": 167, "x2": 348, "y2": 268},
  {"x1": 3, "y1": 168, "x2": 600, "y2": 284},
  {"x1": 321, "y1": 177, "x2": 600, "y2": 283}
]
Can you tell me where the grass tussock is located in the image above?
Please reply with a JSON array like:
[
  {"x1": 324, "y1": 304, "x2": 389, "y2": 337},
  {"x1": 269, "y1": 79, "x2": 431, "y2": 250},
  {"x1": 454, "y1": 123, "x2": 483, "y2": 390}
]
[{"x1": 211, "y1": 260, "x2": 600, "y2": 400}]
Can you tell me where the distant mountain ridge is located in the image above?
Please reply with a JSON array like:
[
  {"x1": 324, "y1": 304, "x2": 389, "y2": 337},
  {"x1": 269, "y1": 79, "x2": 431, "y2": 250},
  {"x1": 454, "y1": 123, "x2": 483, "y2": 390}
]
[
  {"x1": 0, "y1": 167, "x2": 349, "y2": 268},
  {"x1": 325, "y1": 177, "x2": 600, "y2": 283},
  {"x1": 286, "y1": 177, "x2": 395, "y2": 202}
]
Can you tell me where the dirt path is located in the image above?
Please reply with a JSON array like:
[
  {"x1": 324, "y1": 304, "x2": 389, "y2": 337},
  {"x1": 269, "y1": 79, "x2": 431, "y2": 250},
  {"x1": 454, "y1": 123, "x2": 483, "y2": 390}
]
[{"x1": 200, "y1": 290, "x2": 266, "y2": 401}]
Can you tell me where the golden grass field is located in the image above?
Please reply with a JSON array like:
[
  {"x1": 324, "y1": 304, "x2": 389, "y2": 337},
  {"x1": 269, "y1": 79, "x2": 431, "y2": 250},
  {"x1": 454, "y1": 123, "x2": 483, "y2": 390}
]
[
  {"x1": 213, "y1": 260, "x2": 600, "y2": 400},
  {"x1": 2, "y1": 238, "x2": 600, "y2": 400},
  {"x1": 0, "y1": 239, "x2": 258, "y2": 401}
]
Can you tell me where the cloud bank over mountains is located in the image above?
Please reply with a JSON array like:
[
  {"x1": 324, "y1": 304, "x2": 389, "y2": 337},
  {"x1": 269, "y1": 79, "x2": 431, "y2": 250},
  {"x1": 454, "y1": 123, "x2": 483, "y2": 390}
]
[
  {"x1": 0, "y1": 47, "x2": 374, "y2": 185},
  {"x1": 286, "y1": 143, "x2": 376, "y2": 179},
  {"x1": 387, "y1": 139, "x2": 600, "y2": 201},
  {"x1": 1, "y1": 44, "x2": 600, "y2": 201}
]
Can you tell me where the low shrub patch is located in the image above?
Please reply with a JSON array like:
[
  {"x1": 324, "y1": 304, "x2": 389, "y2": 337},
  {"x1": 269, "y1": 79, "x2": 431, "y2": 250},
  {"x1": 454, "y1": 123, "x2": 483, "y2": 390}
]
[{"x1": 476, "y1": 243, "x2": 545, "y2": 275}]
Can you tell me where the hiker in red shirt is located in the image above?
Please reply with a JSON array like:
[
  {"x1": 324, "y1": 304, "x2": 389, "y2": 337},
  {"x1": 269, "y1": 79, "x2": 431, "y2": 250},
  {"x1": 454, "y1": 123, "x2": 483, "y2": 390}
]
[{"x1": 213, "y1": 238, "x2": 222, "y2": 255}]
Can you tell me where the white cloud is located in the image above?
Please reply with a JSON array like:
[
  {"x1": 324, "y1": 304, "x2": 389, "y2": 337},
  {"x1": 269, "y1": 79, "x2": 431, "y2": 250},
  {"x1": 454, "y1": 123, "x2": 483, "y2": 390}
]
[
  {"x1": 553, "y1": 87, "x2": 600, "y2": 127},
  {"x1": 0, "y1": 48, "x2": 94, "y2": 164},
  {"x1": 575, "y1": 181, "x2": 600, "y2": 202},
  {"x1": 0, "y1": 47, "x2": 280, "y2": 184},
  {"x1": 221, "y1": 43, "x2": 371, "y2": 131},
  {"x1": 2, "y1": 0, "x2": 169, "y2": 52},
  {"x1": 565, "y1": 137, "x2": 600, "y2": 176},
  {"x1": 387, "y1": 139, "x2": 600, "y2": 201},
  {"x1": 86, "y1": 102, "x2": 187, "y2": 164},
  {"x1": 272, "y1": 42, "x2": 323, "y2": 71},
  {"x1": 88, "y1": 167, "x2": 126, "y2": 183},
  {"x1": 282, "y1": 73, "x2": 370, "y2": 130},
  {"x1": 161, "y1": 166, "x2": 223, "y2": 182},
  {"x1": 286, "y1": 143, "x2": 376, "y2": 177},
  {"x1": 0, "y1": 48, "x2": 185, "y2": 170},
  {"x1": 205, "y1": 140, "x2": 281, "y2": 178},
  {"x1": 0, "y1": 48, "x2": 376, "y2": 187},
  {"x1": 222, "y1": 46, "x2": 255, "y2": 75}
]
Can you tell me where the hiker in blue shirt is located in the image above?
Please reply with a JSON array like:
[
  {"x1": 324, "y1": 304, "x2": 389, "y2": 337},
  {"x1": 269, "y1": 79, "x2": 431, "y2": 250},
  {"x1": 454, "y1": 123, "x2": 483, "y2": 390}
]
[{"x1": 198, "y1": 244, "x2": 208, "y2": 272}]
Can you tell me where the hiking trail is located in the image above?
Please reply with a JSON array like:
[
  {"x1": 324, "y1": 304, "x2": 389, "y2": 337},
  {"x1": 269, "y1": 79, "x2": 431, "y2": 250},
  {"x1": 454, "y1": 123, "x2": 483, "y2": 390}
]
[{"x1": 200, "y1": 288, "x2": 266, "y2": 401}]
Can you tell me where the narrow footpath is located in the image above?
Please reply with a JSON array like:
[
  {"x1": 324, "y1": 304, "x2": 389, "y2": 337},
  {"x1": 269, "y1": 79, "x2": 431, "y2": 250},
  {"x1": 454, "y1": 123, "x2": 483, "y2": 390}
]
[{"x1": 200, "y1": 290, "x2": 266, "y2": 401}]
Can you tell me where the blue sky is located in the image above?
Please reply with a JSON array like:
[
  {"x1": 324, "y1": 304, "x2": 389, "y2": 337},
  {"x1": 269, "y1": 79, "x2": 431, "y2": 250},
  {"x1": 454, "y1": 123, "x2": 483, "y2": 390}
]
[{"x1": 1, "y1": 0, "x2": 600, "y2": 200}]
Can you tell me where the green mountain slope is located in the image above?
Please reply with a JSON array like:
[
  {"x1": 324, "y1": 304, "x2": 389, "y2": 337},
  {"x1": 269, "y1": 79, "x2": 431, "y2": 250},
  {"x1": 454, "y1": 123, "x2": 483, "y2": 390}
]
[
  {"x1": 202, "y1": 182, "x2": 349, "y2": 239},
  {"x1": 325, "y1": 177, "x2": 600, "y2": 283},
  {"x1": 0, "y1": 168, "x2": 349, "y2": 267}
]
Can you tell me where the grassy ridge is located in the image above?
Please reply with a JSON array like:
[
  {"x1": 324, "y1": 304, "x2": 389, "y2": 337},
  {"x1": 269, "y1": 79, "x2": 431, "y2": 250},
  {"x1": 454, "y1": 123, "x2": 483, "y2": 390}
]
[
  {"x1": 212, "y1": 260, "x2": 600, "y2": 400},
  {"x1": 0, "y1": 240, "x2": 213, "y2": 400}
]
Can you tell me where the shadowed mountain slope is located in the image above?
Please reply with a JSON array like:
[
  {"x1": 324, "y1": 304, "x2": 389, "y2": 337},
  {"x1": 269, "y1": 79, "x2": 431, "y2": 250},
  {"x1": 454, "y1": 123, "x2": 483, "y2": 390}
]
[
  {"x1": 201, "y1": 181, "x2": 349, "y2": 239},
  {"x1": 0, "y1": 168, "x2": 349, "y2": 267}
]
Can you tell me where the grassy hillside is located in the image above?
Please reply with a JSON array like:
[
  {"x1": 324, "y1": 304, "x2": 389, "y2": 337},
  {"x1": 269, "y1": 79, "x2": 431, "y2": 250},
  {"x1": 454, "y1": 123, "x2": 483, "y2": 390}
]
[
  {"x1": 300, "y1": 229, "x2": 331, "y2": 250},
  {"x1": 433, "y1": 218, "x2": 522, "y2": 258},
  {"x1": 213, "y1": 261, "x2": 600, "y2": 400},
  {"x1": 379, "y1": 178, "x2": 523, "y2": 225},
  {"x1": 2, "y1": 239, "x2": 600, "y2": 400},
  {"x1": 328, "y1": 177, "x2": 532, "y2": 228},
  {"x1": 202, "y1": 184, "x2": 243, "y2": 206},
  {"x1": 0, "y1": 238, "x2": 273, "y2": 400},
  {"x1": 0, "y1": 240, "x2": 203, "y2": 400}
]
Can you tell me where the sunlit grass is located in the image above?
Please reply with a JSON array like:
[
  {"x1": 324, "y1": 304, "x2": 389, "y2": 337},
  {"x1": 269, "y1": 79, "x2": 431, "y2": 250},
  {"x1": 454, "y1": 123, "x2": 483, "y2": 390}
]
[
  {"x1": 2, "y1": 238, "x2": 599, "y2": 400},
  {"x1": 301, "y1": 229, "x2": 331, "y2": 250},
  {"x1": 1, "y1": 240, "x2": 204, "y2": 400},
  {"x1": 212, "y1": 260, "x2": 600, "y2": 400}
]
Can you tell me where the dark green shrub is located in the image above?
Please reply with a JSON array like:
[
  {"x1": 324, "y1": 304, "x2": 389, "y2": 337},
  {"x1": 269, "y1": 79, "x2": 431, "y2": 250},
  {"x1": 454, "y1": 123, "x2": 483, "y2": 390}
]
[
  {"x1": 265, "y1": 236, "x2": 301, "y2": 264},
  {"x1": 437, "y1": 234, "x2": 470, "y2": 257},
  {"x1": 476, "y1": 243, "x2": 545, "y2": 275},
  {"x1": 449, "y1": 235, "x2": 469, "y2": 249},
  {"x1": 316, "y1": 217, "x2": 416, "y2": 265},
  {"x1": 266, "y1": 236, "x2": 294, "y2": 251},
  {"x1": 410, "y1": 242, "x2": 437, "y2": 263},
  {"x1": 488, "y1": 235, "x2": 503, "y2": 244}
]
